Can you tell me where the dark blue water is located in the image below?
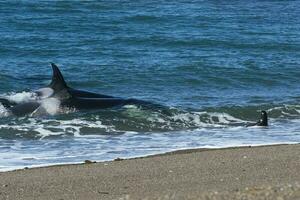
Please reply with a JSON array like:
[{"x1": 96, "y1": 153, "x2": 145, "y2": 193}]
[{"x1": 0, "y1": 0, "x2": 300, "y2": 171}]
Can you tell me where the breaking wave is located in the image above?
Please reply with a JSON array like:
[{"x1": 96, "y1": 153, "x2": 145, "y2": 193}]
[{"x1": 1, "y1": 91, "x2": 300, "y2": 139}]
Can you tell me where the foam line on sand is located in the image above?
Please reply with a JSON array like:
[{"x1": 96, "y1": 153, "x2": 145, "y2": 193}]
[{"x1": 0, "y1": 144, "x2": 299, "y2": 200}]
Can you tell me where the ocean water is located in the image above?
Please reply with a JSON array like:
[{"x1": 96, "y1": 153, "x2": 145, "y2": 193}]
[{"x1": 0, "y1": 0, "x2": 300, "y2": 171}]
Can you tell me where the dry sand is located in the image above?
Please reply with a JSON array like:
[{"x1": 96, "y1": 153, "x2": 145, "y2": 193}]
[{"x1": 0, "y1": 144, "x2": 299, "y2": 200}]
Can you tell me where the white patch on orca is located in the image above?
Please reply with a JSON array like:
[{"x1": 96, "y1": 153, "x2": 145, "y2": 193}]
[
  {"x1": 40, "y1": 98, "x2": 61, "y2": 115},
  {"x1": 35, "y1": 88, "x2": 54, "y2": 99}
]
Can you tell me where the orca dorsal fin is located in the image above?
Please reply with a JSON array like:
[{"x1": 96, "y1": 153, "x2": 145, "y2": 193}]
[{"x1": 49, "y1": 63, "x2": 68, "y2": 91}]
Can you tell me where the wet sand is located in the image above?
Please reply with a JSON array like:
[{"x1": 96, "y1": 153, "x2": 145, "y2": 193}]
[{"x1": 0, "y1": 144, "x2": 299, "y2": 200}]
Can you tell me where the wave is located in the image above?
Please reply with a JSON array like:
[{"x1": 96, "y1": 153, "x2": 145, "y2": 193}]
[{"x1": 1, "y1": 91, "x2": 300, "y2": 139}]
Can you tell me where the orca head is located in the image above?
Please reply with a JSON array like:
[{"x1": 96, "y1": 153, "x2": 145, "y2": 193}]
[{"x1": 259, "y1": 110, "x2": 268, "y2": 126}]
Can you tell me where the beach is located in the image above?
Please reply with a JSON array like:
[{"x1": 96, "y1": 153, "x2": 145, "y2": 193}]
[
  {"x1": 0, "y1": 144, "x2": 299, "y2": 200},
  {"x1": 1, "y1": 0, "x2": 300, "y2": 177},
  {"x1": 0, "y1": 1, "x2": 299, "y2": 199}
]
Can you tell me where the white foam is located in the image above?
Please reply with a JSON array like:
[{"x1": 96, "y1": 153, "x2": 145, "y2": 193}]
[
  {"x1": 207, "y1": 112, "x2": 247, "y2": 124},
  {"x1": 171, "y1": 112, "x2": 207, "y2": 127},
  {"x1": 35, "y1": 127, "x2": 64, "y2": 138},
  {"x1": 168, "y1": 111, "x2": 247, "y2": 128},
  {"x1": 5, "y1": 91, "x2": 37, "y2": 103},
  {"x1": 0, "y1": 116, "x2": 117, "y2": 139},
  {"x1": 0, "y1": 113, "x2": 300, "y2": 172},
  {"x1": 267, "y1": 104, "x2": 300, "y2": 117}
]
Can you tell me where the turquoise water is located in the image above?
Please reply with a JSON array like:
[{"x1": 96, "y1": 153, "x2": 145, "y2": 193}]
[{"x1": 0, "y1": 0, "x2": 300, "y2": 171}]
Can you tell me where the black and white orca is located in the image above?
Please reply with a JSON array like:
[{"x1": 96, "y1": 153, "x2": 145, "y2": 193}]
[{"x1": 1, "y1": 63, "x2": 148, "y2": 116}]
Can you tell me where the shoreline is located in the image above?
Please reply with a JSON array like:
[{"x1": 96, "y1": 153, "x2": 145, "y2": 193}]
[
  {"x1": 0, "y1": 143, "x2": 300, "y2": 199},
  {"x1": 1, "y1": 142, "x2": 297, "y2": 173}
]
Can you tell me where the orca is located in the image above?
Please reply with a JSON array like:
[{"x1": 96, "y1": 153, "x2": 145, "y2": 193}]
[
  {"x1": 1, "y1": 63, "x2": 149, "y2": 116},
  {"x1": 48, "y1": 63, "x2": 148, "y2": 110},
  {"x1": 246, "y1": 110, "x2": 268, "y2": 127}
]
